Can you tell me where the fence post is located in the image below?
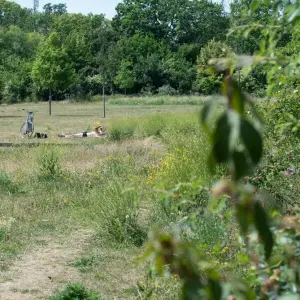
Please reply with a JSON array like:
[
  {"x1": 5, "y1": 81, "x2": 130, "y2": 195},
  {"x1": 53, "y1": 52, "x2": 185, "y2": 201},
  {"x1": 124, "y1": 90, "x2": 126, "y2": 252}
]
[
  {"x1": 103, "y1": 85, "x2": 106, "y2": 118},
  {"x1": 49, "y1": 89, "x2": 52, "y2": 116}
]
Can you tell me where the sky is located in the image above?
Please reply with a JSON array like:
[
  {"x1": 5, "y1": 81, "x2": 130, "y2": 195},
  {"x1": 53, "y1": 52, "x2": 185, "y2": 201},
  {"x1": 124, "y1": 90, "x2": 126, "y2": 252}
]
[
  {"x1": 13, "y1": 0, "x2": 120, "y2": 19},
  {"x1": 12, "y1": 0, "x2": 230, "y2": 19}
]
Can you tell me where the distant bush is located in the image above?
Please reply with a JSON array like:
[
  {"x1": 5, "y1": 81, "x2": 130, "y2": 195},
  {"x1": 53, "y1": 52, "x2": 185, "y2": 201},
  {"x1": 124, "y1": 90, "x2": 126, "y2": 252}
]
[
  {"x1": 158, "y1": 85, "x2": 179, "y2": 96},
  {"x1": 193, "y1": 75, "x2": 222, "y2": 95},
  {"x1": 267, "y1": 88, "x2": 300, "y2": 136},
  {"x1": 247, "y1": 135, "x2": 300, "y2": 213},
  {"x1": 49, "y1": 283, "x2": 101, "y2": 300},
  {"x1": 194, "y1": 39, "x2": 232, "y2": 95},
  {"x1": 237, "y1": 65, "x2": 267, "y2": 97}
]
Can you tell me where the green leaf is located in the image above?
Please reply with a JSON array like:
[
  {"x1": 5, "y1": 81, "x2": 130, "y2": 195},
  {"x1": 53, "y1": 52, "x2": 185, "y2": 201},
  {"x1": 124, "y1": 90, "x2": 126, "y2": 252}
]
[
  {"x1": 288, "y1": 8, "x2": 300, "y2": 24},
  {"x1": 212, "y1": 113, "x2": 231, "y2": 163},
  {"x1": 212, "y1": 111, "x2": 240, "y2": 163},
  {"x1": 208, "y1": 279, "x2": 222, "y2": 300},
  {"x1": 254, "y1": 201, "x2": 274, "y2": 260},
  {"x1": 222, "y1": 79, "x2": 246, "y2": 116},
  {"x1": 278, "y1": 295, "x2": 300, "y2": 300},
  {"x1": 231, "y1": 82, "x2": 246, "y2": 116},
  {"x1": 247, "y1": 100, "x2": 264, "y2": 131},
  {"x1": 250, "y1": 0, "x2": 259, "y2": 11},
  {"x1": 232, "y1": 150, "x2": 251, "y2": 180},
  {"x1": 240, "y1": 119, "x2": 263, "y2": 165},
  {"x1": 182, "y1": 280, "x2": 202, "y2": 300},
  {"x1": 236, "y1": 203, "x2": 250, "y2": 235},
  {"x1": 201, "y1": 99, "x2": 218, "y2": 126}
]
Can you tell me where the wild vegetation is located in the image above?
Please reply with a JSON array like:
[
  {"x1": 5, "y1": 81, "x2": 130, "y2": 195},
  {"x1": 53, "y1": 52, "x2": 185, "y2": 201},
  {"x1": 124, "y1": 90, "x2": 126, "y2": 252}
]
[{"x1": 0, "y1": 0, "x2": 299, "y2": 299}]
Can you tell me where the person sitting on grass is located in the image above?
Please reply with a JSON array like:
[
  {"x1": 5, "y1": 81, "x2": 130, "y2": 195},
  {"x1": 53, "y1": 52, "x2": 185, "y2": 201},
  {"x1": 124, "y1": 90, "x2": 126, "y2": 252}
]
[{"x1": 58, "y1": 123, "x2": 106, "y2": 138}]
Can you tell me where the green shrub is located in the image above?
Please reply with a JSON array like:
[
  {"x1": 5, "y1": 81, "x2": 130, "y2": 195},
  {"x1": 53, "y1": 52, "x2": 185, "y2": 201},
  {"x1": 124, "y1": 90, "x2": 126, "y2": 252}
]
[
  {"x1": 147, "y1": 134, "x2": 210, "y2": 189},
  {"x1": 248, "y1": 138, "x2": 300, "y2": 213},
  {"x1": 194, "y1": 75, "x2": 222, "y2": 95},
  {"x1": 69, "y1": 256, "x2": 98, "y2": 272},
  {"x1": 235, "y1": 65, "x2": 267, "y2": 97},
  {"x1": 265, "y1": 88, "x2": 300, "y2": 132},
  {"x1": 108, "y1": 120, "x2": 136, "y2": 141},
  {"x1": 38, "y1": 146, "x2": 62, "y2": 179},
  {"x1": 189, "y1": 215, "x2": 227, "y2": 245},
  {"x1": 0, "y1": 170, "x2": 20, "y2": 194},
  {"x1": 49, "y1": 283, "x2": 101, "y2": 300},
  {"x1": 158, "y1": 85, "x2": 179, "y2": 96},
  {"x1": 194, "y1": 39, "x2": 232, "y2": 95},
  {"x1": 98, "y1": 183, "x2": 147, "y2": 247},
  {"x1": 138, "y1": 115, "x2": 168, "y2": 138}
]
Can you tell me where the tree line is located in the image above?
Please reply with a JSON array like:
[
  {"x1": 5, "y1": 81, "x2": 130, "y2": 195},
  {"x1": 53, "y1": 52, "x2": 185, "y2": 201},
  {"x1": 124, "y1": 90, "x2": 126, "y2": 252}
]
[{"x1": 0, "y1": 0, "x2": 292, "y2": 102}]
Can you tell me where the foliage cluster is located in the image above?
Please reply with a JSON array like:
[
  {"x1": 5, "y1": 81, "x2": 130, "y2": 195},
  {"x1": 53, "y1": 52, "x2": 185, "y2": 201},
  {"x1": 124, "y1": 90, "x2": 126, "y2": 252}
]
[
  {"x1": 0, "y1": 0, "x2": 273, "y2": 103},
  {"x1": 49, "y1": 283, "x2": 101, "y2": 300},
  {"x1": 140, "y1": 0, "x2": 300, "y2": 298}
]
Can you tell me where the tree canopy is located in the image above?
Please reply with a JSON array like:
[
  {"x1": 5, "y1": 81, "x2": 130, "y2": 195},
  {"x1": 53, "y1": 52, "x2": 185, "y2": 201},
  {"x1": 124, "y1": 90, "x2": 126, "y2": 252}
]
[{"x1": 0, "y1": 0, "x2": 290, "y2": 102}]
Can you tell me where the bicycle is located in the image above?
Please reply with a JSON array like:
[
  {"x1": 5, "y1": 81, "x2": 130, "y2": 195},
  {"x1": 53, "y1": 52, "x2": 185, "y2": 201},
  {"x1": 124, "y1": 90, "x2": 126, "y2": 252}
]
[{"x1": 20, "y1": 112, "x2": 34, "y2": 138}]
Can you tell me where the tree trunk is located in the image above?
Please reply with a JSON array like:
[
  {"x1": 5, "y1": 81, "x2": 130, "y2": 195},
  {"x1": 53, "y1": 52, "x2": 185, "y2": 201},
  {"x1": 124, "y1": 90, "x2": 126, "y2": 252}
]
[
  {"x1": 49, "y1": 89, "x2": 52, "y2": 116},
  {"x1": 103, "y1": 85, "x2": 106, "y2": 118}
]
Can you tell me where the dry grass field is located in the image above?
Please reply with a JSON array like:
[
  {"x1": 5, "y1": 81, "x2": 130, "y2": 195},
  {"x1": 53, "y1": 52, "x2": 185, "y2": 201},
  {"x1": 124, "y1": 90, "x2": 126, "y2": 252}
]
[{"x1": 0, "y1": 98, "x2": 208, "y2": 299}]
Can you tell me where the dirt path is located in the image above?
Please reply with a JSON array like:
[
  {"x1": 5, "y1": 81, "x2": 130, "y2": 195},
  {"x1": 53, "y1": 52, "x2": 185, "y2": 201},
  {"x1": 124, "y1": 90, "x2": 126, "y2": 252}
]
[{"x1": 0, "y1": 230, "x2": 93, "y2": 300}]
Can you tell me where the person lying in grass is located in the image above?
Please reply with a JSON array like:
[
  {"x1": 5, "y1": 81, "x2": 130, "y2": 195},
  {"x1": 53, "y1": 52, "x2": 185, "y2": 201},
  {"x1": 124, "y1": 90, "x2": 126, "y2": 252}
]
[{"x1": 58, "y1": 124, "x2": 106, "y2": 138}]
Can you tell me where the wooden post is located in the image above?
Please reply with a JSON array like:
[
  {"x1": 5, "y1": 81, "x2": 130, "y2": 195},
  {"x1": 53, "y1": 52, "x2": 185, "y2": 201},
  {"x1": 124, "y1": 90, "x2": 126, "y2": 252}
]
[
  {"x1": 49, "y1": 89, "x2": 52, "y2": 116},
  {"x1": 103, "y1": 85, "x2": 106, "y2": 118}
]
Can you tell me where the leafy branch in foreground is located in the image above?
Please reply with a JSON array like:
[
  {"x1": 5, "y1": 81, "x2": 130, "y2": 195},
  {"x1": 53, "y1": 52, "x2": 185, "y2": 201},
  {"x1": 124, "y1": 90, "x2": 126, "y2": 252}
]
[{"x1": 143, "y1": 0, "x2": 300, "y2": 298}]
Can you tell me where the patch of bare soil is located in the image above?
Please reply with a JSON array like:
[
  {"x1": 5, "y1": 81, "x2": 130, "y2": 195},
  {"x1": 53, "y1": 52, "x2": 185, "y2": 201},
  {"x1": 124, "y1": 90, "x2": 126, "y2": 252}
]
[{"x1": 0, "y1": 230, "x2": 93, "y2": 300}]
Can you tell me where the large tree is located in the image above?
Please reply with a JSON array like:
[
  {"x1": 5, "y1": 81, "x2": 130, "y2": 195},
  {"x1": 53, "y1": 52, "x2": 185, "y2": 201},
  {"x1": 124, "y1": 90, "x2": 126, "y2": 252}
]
[
  {"x1": 0, "y1": 0, "x2": 34, "y2": 31},
  {"x1": 32, "y1": 32, "x2": 76, "y2": 108},
  {"x1": 0, "y1": 26, "x2": 42, "y2": 103},
  {"x1": 113, "y1": 33, "x2": 168, "y2": 92},
  {"x1": 112, "y1": 0, "x2": 229, "y2": 48}
]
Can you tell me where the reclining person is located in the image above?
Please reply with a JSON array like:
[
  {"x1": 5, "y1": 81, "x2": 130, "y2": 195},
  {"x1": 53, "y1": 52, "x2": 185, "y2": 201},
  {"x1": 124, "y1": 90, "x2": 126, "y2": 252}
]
[{"x1": 58, "y1": 124, "x2": 106, "y2": 138}]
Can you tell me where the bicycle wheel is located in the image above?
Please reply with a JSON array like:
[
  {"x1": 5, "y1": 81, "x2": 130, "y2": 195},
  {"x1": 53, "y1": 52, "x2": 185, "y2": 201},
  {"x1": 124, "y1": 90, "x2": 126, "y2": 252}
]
[{"x1": 20, "y1": 123, "x2": 34, "y2": 138}]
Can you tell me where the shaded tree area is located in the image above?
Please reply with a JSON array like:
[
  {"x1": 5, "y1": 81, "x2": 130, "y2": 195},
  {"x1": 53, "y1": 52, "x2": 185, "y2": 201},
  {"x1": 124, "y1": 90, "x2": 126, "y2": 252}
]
[{"x1": 0, "y1": 0, "x2": 291, "y2": 103}]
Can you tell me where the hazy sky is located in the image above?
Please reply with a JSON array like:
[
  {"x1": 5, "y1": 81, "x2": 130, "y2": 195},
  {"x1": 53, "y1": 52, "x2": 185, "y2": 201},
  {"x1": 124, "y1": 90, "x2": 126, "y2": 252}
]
[
  {"x1": 12, "y1": 0, "x2": 230, "y2": 19},
  {"x1": 12, "y1": 0, "x2": 120, "y2": 18}
]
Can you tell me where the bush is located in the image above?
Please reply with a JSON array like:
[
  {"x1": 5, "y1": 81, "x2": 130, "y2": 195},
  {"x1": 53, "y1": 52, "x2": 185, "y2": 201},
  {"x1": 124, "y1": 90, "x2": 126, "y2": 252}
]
[
  {"x1": 194, "y1": 40, "x2": 232, "y2": 95},
  {"x1": 49, "y1": 283, "x2": 101, "y2": 300},
  {"x1": 236, "y1": 64, "x2": 267, "y2": 97},
  {"x1": 194, "y1": 75, "x2": 222, "y2": 95},
  {"x1": 137, "y1": 115, "x2": 168, "y2": 138},
  {"x1": 97, "y1": 181, "x2": 147, "y2": 247},
  {"x1": 248, "y1": 137, "x2": 300, "y2": 213},
  {"x1": 158, "y1": 85, "x2": 178, "y2": 96},
  {"x1": 108, "y1": 120, "x2": 137, "y2": 141},
  {"x1": 0, "y1": 170, "x2": 20, "y2": 194},
  {"x1": 38, "y1": 146, "x2": 62, "y2": 179},
  {"x1": 266, "y1": 88, "x2": 300, "y2": 136},
  {"x1": 147, "y1": 133, "x2": 210, "y2": 189}
]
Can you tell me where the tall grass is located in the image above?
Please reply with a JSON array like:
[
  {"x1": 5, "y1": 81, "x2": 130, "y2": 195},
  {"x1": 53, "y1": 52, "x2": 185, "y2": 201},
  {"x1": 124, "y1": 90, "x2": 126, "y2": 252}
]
[
  {"x1": 108, "y1": 95, "x2": 207, "y2": 106},
  {"x1": 0, "y1": 108, "x2": 218, "y2": 300}
]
